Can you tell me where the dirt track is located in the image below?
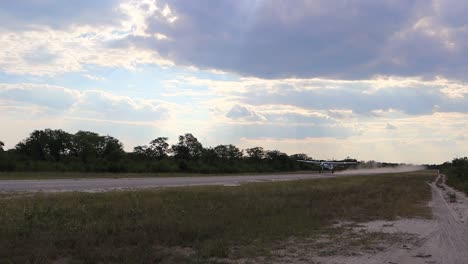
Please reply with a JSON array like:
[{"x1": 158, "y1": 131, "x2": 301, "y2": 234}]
[
  {"x1": 0, "y1": 172, "x2": 361, "y2": 193},
  {"x1": 317, "y1": 173, "x2": 468, "y2": 264},
  {"x1": 0, "y1": 167, "x2": 424, "y2": 193}
]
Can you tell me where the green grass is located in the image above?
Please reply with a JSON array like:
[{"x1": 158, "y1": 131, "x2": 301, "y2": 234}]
[
  {"x1": 0, "y1": 171, "x2": 434, "y2": 263},
  {"x1": 446, "y1": 176, "x2": 468, "y2": 195}
]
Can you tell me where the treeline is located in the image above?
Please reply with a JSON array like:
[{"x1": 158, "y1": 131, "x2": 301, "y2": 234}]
[
  {"x1": 0, "y1": 129, "x2": 404, "y2": 174},
  {"x1": 439, "y1": 157, "x2": 468, "y2": 194}
]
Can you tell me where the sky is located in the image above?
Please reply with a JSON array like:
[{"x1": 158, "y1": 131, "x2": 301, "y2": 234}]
[{"x1": 1, "y1": 0, "x2": 468, "y2": 164}]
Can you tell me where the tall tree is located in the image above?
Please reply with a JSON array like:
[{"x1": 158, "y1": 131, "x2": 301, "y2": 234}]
[
  {"x1": 71, "y1": 131, "x2": 102, "y2": 162},
  {"x1": 172, "y1": 133, "x2": 203, "y2": 160},
  {"x1": 71, "y1": 131, "x2": 124, "y2": 162},
  {"x1": 290, "y1": 153, "x2": 310, "y2": 161},
  {"x1": 102, "y1": 135, "x2": 124, "y2": 161},
  {"x1": 0, "y1": 140, "x2": 4, "y2": 151},
  {"x1": 149, "y1": 137, "x2": 169, "y2": 159},
  {"x1": 133, "y1": 145, "x2": 151, "y2": 159},
  {"x1": 245, "y1": 147, "x2": 265, "y2": 160},
  {"x1": 214, "y1": 144, "x2": 243, "y2": 160},
  {"x1": 15, "y1": 129, "x2": 72, "y2": 161},
  {"x1": 265, "y1": 150, "x2": 289, "y2": 162}
]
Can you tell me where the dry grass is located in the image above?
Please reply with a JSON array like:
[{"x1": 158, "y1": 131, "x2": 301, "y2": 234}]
[{"x1": 0, "y1": 171, "x2": 434, "y2": 263}]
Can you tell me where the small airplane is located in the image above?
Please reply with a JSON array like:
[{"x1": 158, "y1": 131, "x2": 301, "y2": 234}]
[{"x1": 297, "y1": 160, "x2": 358, "y2": 174}]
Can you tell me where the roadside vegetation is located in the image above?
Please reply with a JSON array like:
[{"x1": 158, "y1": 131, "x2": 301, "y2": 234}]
[
  {"x1": 0, "y1": 129, "x2": 403, "y2": 175},
  {"x1": 440, "y1": 157, "x2": 468, "y2": 195},
  {"x1": 0, "y1": 171, "x2": 434, "y2": 263}
]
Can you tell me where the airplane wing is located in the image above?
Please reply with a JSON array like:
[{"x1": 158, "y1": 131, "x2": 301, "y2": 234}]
[
  {"x1": 297, "y1": 160, "x2": 358, "y2": 165},
  {"x1": 297, "y1": 160, "x2": 322, "y2": 164},
  {"x1": 326, "y1": 161, "x2": 358, "y2": 165}
]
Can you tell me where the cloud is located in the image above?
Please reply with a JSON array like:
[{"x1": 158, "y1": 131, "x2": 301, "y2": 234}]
[
  {"x1": 386, "y1": 123, "x2": 397, "y2": 130},
  {"x1": 3, "y1": 1, "x2": 468, "y2": 81},
  {"x1": 234, "y1": 78, "x2": 468, "y2": 115},
  {"x1": 0, "y1": 0, "x2": 122, "y2": 30},
  {"x1": 23, "y1": 46, "x2": 59, "y2": 65},
  {"x1": 171, "y1": 75, "x2": 468, "y2": 116},
  {"x1": 0, "y1": 83, "x2": 169, "y2": 122},
  {"x1": 110, "y1": 0, "x2": 468, "y2": 80},
  {"x1": 0, "y1": 27, "x2": 172, "y2": 76},
  {"x1": 226, "y1": 105, "x2": 265, "y2": 122},
  {"x1": 214, "y1": 123, "x2": 356, "y2": 141},
  {"x1": 5, "y1": 1, "x2": 468, "y2": 80},
  {"x1": 0, "y1": 83, "x2": 79, "y2": 111},
  {"x1": 0, "y1": 0, "x2": 175, "y2": 76},
  {"x1": 262, "y1": 112, "x2": 334, "y2": 125},
  {"x1": 74, "y1": 90, "x2": 169, "y2": 122}
]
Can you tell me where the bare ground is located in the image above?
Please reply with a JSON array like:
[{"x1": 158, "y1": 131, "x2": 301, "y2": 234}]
[{"x1": 306, "y1": 173, "x2": 468, "y2": 264}]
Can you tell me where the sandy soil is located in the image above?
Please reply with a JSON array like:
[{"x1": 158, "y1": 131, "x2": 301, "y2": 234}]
[{"x1": 314, "y1": 173, "x2": 468, "y2": 264}]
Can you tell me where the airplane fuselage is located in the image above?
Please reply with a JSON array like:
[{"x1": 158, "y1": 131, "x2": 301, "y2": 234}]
[
  {"x1": 320, "y1": 162, "x2": 335, "y2": 173},
  {"x1": 297, "y1": 160, "x2": 357, "y2": 174}
]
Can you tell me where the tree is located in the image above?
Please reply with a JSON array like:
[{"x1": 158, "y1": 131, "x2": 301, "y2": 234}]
[
  {"x1": 133, "y1": 145, "x2": 151, "y2": 159},
  {"x1": 149, "y1": 137, "x2": 169, "y2": 159},
  {"x1": 171, "y1": 133, "x2": 203, "y2": 160},
  {"x1": 71, "y1": 131, "x2": 102, "y2": 162},
  {"x1": 245, "y1": 147, "x2": 265, "y2": 160},
  {"x1": 214, "y1": 144, "x2": 243, "y2": 160},
  {"x1": 290, "y1": 153, "x2": 310, "y2": 161},
  {"x1": 15, "y1": 129, "x2": 73, "y2": 161},
  {"x1": 71, "y1": 131, "x2": 124, "y2": 163},
  {"x1": 265, "y1": 150, "x2": 289, "y2": 162},
  {"x1": 0, "y1": 140, "x2": 4, "y2": 151},
  {"x1": 133, "y1": 137, "x2": 169, "y2": 160},
  {"x1": 102, "y1": 135, "x2": 124, "y2": 161}
]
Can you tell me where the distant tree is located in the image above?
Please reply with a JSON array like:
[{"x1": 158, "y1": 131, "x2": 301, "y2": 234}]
[
  {"x1": 343, "y1": 156, "x2": 358, "y2": 162},
  {"x1": 245, "y1": 147, "x2": 265, "y2": 160},
  {"x1": 133, "y1": 145, "x2": 151, "y2": 159},
  {"x1": 15, "y1": 129, "x2": 73, "y2": 161},
  {"x1": 214, "y1": 144, "x2": 243, "y2": 160},
  {"x1": 102, "y1": 135, "x2": 125, "y2": 161},
  {"x1": 172, "y1": 133, "x2": 203, "y2": 160},
  {"x1": 133, "y1": 137, "x2": 169, "y2": 160},
  {"x1": 201, "y1": 147, "x2": 219, "y2": 163},
  {"x1": 149, "y1": 137, "x2": 169, "y2": 159},
  {"x1": 71, "y1": 131, "x2": 124, "y2": 163},
  {"x1": 290, "y1": 153, "x2": 310, "y2": 161},
  {"x1": 0, "y1": 140, "x2": 4, "y2": 151},
  {"x1": 71, "y1": 131, "x2": 101, "y2": 162},
  {"x1": 265, "y1": 150, "x2": 289, "y2": 162},
  {"x1": 451, "y1": 157, "x2": 468, "y2": 180}
]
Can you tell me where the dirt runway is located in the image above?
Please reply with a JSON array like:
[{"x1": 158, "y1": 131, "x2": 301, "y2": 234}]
[
  {"x1": 0, "y1": 167, "x2": 421, "y2": 193},
  {"x1": 0, "y1": 172, "x2": 348, "y2": 192}
]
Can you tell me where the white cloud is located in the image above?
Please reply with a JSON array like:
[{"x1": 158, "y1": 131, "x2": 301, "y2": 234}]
[
  {"x1": 0, "y1": 0, "x2": 180, "y2": 76},
  {"x1": 0, "y1": 26, "x2": 173, "y2": 76},
  {"x1": 0, "y1": 83, "x2": 170, "y2": 123},
  {"x1": 0, "y1": 83, "x2": 80, "y2": 111},
  {"x1": 73, "y1": 90, "x2": 169, "y2": 122},
  {"x1": 226, "y1": 105, "x2": 265, "y2": 122}
]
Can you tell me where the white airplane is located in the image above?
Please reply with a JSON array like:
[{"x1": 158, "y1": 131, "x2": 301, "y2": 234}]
[{"x1": 297, "y1": 160, "x2": 358, "y2": 174}]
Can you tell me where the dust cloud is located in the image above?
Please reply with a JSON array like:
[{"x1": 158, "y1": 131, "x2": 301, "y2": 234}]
[{"x1": 336, "y1": 165, "x2": 427, "y2": 175}]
